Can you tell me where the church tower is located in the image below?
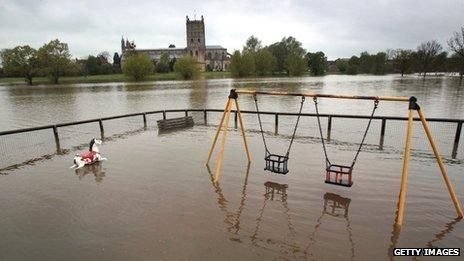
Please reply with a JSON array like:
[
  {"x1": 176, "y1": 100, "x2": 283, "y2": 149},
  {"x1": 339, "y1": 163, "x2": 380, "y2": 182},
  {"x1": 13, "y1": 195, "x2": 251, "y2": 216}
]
[{"x1": 186, "y1": 15, "x2": 206, "y2": 69}]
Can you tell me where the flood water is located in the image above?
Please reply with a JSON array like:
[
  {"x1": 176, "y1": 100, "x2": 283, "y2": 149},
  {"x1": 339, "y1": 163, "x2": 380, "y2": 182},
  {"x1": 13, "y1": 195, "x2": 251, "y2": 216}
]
[{"x1": 0, "y1": 75, "x2": 463, "y2": 260}]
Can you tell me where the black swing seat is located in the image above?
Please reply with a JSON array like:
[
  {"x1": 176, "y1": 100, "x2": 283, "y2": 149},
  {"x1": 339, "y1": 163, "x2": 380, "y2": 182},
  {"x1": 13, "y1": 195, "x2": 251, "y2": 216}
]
[
  {"x1": 264, "y1": 152, "x2": 289, "y2": 174},
  {"x1": 325, "y1": 164, "x2": 353, "y2": 187}
]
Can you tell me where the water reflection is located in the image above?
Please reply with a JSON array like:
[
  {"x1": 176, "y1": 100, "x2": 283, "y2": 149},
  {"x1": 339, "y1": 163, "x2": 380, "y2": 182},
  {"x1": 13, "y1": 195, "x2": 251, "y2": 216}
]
[
  {"x1": 305, "y1": 193, "x2": 355, "y2": 260},
  {"x1": 387, "y1": 217, "x2": 461, "y2": 260},
  {"x1": 74, "y1": 161, "x2": 106, "y2": 183},
  {"x1": 206, "y1": 166, "x2": 357, "y2": 260},
  {"x1": 206, "y1": 163, "x2": 250, "y2": 235}
]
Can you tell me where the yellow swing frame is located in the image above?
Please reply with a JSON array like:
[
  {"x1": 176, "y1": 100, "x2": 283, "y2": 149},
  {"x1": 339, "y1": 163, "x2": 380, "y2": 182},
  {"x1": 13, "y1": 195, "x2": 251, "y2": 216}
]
[{"x1": 206, "y1": 89, "x2": 463, "y2": 226}]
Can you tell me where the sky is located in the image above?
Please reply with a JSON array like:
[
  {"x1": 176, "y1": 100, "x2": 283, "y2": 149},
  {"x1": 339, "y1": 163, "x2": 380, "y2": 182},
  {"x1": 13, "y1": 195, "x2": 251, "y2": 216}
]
[{"x1": 0, "y1": 0, "x2": 463, "y2": 60}]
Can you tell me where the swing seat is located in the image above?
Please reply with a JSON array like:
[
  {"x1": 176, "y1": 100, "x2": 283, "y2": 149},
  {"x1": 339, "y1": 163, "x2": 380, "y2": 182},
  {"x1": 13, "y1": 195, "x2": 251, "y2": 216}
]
[
  {"x1": 325, "y1": 164, "x2": 353, "y2": 187},
  {"x1": 264, "y1": 153, "x2": 289, "y2": 174}
]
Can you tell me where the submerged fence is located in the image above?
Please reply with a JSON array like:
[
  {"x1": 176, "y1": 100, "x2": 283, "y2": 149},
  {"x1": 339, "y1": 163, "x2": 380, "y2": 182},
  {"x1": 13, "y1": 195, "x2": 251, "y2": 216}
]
[{"x1": 0, "y1": 108, "x2": 463, "y2": 171}]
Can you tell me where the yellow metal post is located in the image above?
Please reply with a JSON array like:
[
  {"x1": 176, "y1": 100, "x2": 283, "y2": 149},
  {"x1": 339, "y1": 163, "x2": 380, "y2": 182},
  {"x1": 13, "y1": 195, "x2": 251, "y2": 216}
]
[
  {"x1": 396, "y1": 109, "x2": 414, "y2": 226},
  {"x1": 417, "y1": 108, "x2": 464, "y2": 218},
  {"x1": 235, "y1": 98, "x2": 251, "y2": 163},
  {"x1": 214, "y1": 100, "x2": 233, "y2": 182},
  {"x1": 206, "y1": 99, "x2": 231, "y2": 165}
]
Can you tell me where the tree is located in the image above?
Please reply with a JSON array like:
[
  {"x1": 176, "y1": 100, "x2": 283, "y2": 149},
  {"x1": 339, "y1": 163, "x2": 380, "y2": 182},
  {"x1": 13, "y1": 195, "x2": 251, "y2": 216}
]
[
  {"x1": 416, "y1": 40, "x2": 443, "y2": 77},
  {"x1": 229, "y1": 50, "x2": 256, "y2": 77},
  {"x1": 243, "y1": 35, "x2": 262, "y2": 53},
  {"x1": 392, "y1": 49, "x2": 414, "y2": 76},
  {"x1": 37, "y1": 39, "x2": 73, "y2": 84},
  {"x1": 173, "y1": 56, "x2": 200, "y2": 79},
  {"x1": 268, "y1": 36, "x2": 306, "y2": 75},
  {"x1": 255, "y1": 48, "x2": 276, "y2": 76},
  {"x1": 347, "y1": 56, "x2": 360, "y2": 75},
  {"x1": 336, "y1": 59, "x2": 348, "y2": 73},
  {"x1": 0, "y1": 45, "x2": 39, "y2": 85},
  {"x1": 307, "y1": 51, "x2": 327, "y2": 76},
  {"x1": 285, "y1": 50, "x2": 307, "y2": 76},
  {"x1": 448, "y1": 26, "x2": 464, "y2": 81},
  {"x1": 432, "y1": 51, "x2": 448, "y2": 74},
  {"x1": 113, "y1": 52, "x2": 121, "y2": 73},
  {"x1": 122, "y1": 53, "x2": 154, "y2": 81},
  {"x1": 155, "y1": 53, "x2": 170, "y2": 73},
  {"x1": 371, "y1": 52, "x2": 387, "y2": 75},
  {"x1": 358, "y1": 52, "x2": 373, "y2": 74}
]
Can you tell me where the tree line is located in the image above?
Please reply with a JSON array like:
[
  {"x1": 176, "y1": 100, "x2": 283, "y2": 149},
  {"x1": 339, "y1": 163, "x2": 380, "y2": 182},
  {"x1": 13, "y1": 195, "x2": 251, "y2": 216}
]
[{"x1": 230, "y1": 26, "x2": 464, "y2": 80}]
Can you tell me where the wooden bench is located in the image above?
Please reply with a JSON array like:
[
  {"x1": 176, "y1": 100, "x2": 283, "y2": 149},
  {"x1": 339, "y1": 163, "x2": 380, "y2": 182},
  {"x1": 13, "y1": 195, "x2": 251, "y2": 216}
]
[{"x1": 157, "y1": 116, "x2": 194, "y2": 131}]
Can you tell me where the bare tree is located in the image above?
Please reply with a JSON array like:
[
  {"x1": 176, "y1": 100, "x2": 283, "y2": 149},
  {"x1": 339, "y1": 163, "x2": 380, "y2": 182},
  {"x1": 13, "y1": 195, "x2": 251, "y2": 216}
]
[
  {"x1": 416, "y1": 40, "x2": 442, "y2": 78},
  {"x1": 448, "y1": 26, "x2": 464, "y2": 81}
]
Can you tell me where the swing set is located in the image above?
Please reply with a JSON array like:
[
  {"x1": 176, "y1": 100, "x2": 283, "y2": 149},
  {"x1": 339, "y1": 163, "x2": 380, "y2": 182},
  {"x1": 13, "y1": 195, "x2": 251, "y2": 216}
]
[{"x1": 206, "y1": 89, "x2": 463, "y2": 226}]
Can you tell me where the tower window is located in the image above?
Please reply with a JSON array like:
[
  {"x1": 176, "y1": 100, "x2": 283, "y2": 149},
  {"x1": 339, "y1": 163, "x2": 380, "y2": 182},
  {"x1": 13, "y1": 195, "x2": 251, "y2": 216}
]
[
  {"x1": 195, "y1": 50, "x2": 198, "y2": 56},
  {"x1": 198, "y1": 38, "x2": 200, "y2": 43},
  {"x1": 191, "y1": 38, "x2": 193, "y2": 43},
  {"x1": 190, "y1": 50, "x2": 193, "y2": 56}
]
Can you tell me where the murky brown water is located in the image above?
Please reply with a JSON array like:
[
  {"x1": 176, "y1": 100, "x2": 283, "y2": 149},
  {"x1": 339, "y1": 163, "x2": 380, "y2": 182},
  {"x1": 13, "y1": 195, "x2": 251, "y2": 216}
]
[{"x1": 0, "y1": 75, "x2": 463, "y2": 260}]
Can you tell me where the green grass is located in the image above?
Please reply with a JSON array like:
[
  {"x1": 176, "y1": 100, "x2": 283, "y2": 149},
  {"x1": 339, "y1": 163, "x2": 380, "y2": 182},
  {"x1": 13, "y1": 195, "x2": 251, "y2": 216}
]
[{"x1": 0, "y1": 71, "x2": 232, "y2": 85}]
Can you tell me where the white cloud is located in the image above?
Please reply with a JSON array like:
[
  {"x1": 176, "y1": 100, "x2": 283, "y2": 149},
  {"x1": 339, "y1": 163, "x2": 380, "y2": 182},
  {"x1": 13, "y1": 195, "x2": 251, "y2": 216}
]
[{"x1": 0, "y1": 0, "x2": 462, "y2": 60}]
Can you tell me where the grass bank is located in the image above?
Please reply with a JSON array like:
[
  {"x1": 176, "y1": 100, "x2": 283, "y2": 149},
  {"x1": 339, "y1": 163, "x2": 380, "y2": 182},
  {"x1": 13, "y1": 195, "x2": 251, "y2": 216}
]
[{"x1": 0, "y1": 71, "x2": 232, "y2": 86}]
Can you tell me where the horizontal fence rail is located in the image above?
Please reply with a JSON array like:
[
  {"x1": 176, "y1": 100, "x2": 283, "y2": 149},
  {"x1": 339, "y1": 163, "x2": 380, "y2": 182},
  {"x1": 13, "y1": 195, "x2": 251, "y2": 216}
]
[{"x1": 1, "y1": 109, "x2": 463, "y2": 160}]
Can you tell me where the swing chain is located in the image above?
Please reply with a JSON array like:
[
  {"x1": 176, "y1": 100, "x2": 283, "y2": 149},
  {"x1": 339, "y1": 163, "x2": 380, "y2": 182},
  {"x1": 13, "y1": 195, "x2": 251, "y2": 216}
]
[
  {"x1": 285, "y1": 96, "x2": 305, "y2": 157},
  {"x1": 350, "y1": 98, "x2": 379, "y2": 168},
  {"x1": 253, "y1": 94, "x2": 270, "y2": 155},
  {"x1": 313, "y1": 97, "x2": 331, "y2": 167}
]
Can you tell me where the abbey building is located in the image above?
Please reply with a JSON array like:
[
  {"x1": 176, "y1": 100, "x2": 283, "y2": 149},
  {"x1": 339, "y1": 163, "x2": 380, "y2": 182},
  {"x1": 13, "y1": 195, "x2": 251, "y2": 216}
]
[{"x1": 121, "y1": 16, "x2": 229, "y2": 71}]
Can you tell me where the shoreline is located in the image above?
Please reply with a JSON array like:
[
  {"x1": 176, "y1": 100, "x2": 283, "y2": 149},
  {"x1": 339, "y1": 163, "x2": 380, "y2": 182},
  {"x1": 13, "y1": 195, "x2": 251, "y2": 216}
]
[{"x1": 0, "y1": 72, "x2": 461, "y2": 86}]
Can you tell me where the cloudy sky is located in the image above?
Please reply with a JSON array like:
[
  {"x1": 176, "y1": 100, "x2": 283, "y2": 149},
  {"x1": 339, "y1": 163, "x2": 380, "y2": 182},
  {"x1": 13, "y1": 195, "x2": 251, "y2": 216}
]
[{"x1": 0, "y1": 0, "x2": 463, "y2": 60}]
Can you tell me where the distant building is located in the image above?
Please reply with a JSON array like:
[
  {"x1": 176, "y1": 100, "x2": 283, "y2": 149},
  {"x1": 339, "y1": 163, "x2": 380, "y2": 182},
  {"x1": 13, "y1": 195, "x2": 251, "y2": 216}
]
[{"x1": 121, "y1": 15, "x2": 230, "y2": 71}]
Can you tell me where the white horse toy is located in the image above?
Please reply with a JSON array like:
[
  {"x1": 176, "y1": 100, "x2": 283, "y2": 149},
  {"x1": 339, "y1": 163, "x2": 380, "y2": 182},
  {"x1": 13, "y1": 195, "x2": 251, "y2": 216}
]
[{"x1": 70, "y1": 138, "x2": 107, "y2": 170}]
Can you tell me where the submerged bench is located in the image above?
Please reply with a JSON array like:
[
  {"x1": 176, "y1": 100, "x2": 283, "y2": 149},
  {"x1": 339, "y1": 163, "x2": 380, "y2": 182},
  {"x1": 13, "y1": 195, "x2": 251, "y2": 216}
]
[{"x1": 157, "y1": 116, "x2": 194, "y2": 131}]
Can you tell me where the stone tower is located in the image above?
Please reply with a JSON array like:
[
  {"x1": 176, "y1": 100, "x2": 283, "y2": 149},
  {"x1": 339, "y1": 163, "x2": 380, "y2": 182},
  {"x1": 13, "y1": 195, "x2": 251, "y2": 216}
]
[{"x1": 186, "y1": 15, "x2": 206, "y2": 68}]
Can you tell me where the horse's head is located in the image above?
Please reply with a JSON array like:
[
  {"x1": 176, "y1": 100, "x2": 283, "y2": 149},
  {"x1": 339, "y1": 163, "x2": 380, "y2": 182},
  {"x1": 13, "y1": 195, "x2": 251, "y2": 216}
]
[{"x1": 89, "y1": 138, "x2": 102, "y2": 152}]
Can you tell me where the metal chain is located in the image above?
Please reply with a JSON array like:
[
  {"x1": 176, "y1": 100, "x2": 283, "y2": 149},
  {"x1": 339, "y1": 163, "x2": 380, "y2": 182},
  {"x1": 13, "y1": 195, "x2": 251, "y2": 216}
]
[
  {"x1": 253, "y1": 94, "x2": 270, "y2": 155},
  {"x1": 285, "y1": 96, "x2": 305, "y2": 157},
  {"x1": 313, "y1": 97, "x2": 331, "y2": 167},
  {"x1": 350, "y1": 99, "x2": 379, "y2": 168}
]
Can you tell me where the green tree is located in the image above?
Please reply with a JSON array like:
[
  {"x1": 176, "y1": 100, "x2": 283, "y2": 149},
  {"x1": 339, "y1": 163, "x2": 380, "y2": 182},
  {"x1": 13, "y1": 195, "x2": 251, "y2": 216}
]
[
  {"x1": 336, "y1": 59, "x2": 348, "y2": 73},
  {"x1": 155, "y1": 53, "x2": 170, "y2": 73},
  {"x1": 0, "y1": 45, "x2": 39, "y2": 85},
  {"x1": 113, "y1": 52, "x2": 121, "y2": 73},
  {"x1": 416, "y1": 40, "x2": 443, "y2": 77},
  {"x1": 358, "y1": 52, "x2": 373, "y2": 73},
  {"x1": 371, "y1": 52, "x2": 387, "y2": 75},
  {"x1": 307, "y1": 51, "x2": 327, "y2": 76},
  {"x1": 285, "y1": 50, "x2": 307, "y2": 76},
  {"x1": 347, "y1": 56, "x2": 360, "y2": 75},
  {"x1": 243, "y1": 35, "x2": 262, "y2": 53},
  {"x1": 268, "y1": 36, "x2": 306, "y2": 75},
  {"x1": 37, "y1": 39, "x2": 73, "y2": 84},
  {"x1": 122, "y1": 53, "x2": 154, "y2": 81},
  {"x1": 173, "y1": 56, "x2": 200, "y2": 80},
  {"x1": 255, "y1": 48, "x2": 276, "y2": 76},
  {"x1": 229, "y1": 50, "x2": 256, "y2": 77},
  {"x1": 392, "y1": 49, "x2": 414, "y2": 76},
  {"x1": 448, "y1": 26, "x2": 464, "y2": 81}
]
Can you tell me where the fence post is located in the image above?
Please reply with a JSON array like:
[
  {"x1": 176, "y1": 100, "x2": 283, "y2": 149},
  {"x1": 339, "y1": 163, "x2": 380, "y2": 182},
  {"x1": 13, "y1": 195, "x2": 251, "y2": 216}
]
[
  {"x1": 327, "y1": 116, "x2": 332, "y2": 141},
  {"x1": 452, "y1": 122, "x2": 462, "y2": 159},
  {"x1": 234, "y1": 111, "x2": 238, "y2": 128},
  {"x1": 185, "y1": 110, "x2": 188, "y2": 117},
  {"x1": 203, "y1": 109, "x2": 207, "y2": 124},
  {"x1": 163, "y1": 110, "x2": 166, "y2": 120},
  {"x1": 99, "y1": 119, "x2": 104, "y2": 138},
  {"x1": 275, "y1": 113, "x2": 279, "y2": 134},
  {"x1": 142, "y1": 113, "x2": 147, "y2": 127},
  {"x1": 52, "y1": 126, "x2": 61, "y2": 153},
  {"x1": 379, "y1": 118, "x2": 387, "y2": 150}
]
